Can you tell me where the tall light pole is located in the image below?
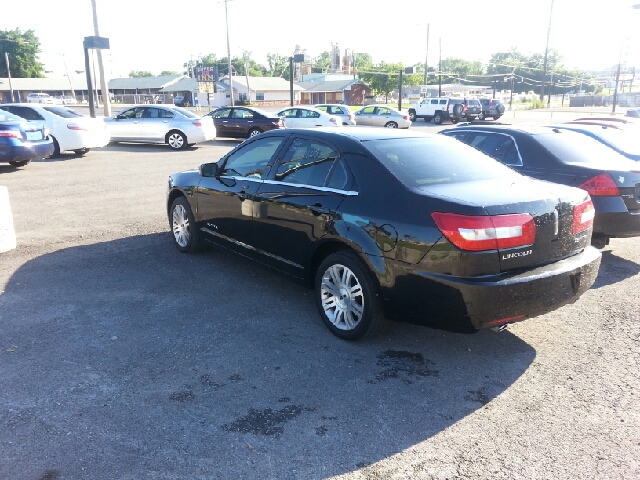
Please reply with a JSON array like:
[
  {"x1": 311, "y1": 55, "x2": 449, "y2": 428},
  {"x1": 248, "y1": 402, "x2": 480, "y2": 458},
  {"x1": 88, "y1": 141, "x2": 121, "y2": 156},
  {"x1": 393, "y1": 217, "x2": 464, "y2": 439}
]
[
  {"x1": 612, "y1": 4, "x2": 640, "y2": 113},
  {"x1": 224, "y1": 0, "x2": 234, "y2": 107},
  {"x1": 540, "y1": 0, "x2": 555, "y2": 105},
  {"x1": 90, "y1": 0, "x2": 111, "y2": 116},
  {"x1": 423, "y1": 23, "x2": 430, "y2": 86},
  {"x1": 60, "y1": 53, "x2": 76, "y2": 99},
  {"x1": 4, "y1": 53, "x2": 14, "y2": 103}
]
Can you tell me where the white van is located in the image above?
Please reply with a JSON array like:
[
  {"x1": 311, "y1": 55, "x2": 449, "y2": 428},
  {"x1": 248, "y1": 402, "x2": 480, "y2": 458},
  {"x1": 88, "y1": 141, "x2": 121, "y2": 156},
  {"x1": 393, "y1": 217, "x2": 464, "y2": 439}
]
[{"x1": 27, "y1": 93, "x2": 54, "y2": 104}]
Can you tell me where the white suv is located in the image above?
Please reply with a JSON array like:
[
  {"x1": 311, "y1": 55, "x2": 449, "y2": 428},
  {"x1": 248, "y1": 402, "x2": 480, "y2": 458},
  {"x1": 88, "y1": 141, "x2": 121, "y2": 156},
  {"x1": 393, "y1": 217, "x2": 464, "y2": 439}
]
[{"x1": 27, "y1": 93, "x2": 54, "y2": 104}]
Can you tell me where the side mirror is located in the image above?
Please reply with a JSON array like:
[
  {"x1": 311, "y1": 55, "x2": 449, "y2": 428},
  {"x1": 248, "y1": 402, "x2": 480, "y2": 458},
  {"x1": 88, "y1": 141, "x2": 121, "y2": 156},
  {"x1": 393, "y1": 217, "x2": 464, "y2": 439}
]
[
  {"x1": 355, "y1": 111, "x2": 361, "y2": 116},
  {"x1": 199, "y1": 162, "x2": 219, "y2": 178}
]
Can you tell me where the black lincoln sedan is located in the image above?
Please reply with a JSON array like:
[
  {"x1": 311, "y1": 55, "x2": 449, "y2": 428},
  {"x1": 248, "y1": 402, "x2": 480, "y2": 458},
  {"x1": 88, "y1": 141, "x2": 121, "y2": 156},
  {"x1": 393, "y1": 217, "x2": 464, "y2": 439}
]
[
  {"x1": 440, "y1": 125, "x2": 640, "y2": 247},
  {"x1": 204, "y1": 106, "x2": 284, "y2": 139},
  {"x1": 167, "y1": 128, "x2": 601, "y2": 339}
]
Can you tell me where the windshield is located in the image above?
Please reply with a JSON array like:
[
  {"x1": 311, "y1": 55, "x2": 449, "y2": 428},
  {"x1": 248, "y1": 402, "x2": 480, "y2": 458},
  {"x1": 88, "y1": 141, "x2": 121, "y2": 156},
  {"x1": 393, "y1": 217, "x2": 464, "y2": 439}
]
[
  {"x1": 535, "y1": 130, "x2": 636, "y2": 167},
  {"x1": 172, "y1": 107, "x2": 198, "y2": 118},
  {"x1": 363, "y1": 136, "x2": 521, "y2": 187},
  {"x1": 43, "y1": 107, "x2": 83, "y2": 118}
]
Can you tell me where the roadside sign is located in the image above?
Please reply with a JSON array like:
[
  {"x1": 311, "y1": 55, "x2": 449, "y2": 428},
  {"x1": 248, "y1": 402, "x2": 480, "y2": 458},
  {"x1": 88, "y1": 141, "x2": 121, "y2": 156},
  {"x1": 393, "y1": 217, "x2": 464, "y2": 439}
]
[
  {"x1": 198, "y1": 82, "x2": 215, "y2": 93},
  {"x1": 196, "y1": 66, "x2": 217, "y2": 82}
]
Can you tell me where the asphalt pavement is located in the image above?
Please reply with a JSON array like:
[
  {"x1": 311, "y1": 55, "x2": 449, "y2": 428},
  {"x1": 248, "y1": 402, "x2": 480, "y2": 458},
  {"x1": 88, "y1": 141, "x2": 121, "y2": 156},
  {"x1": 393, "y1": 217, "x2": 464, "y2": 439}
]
[{"x1": 0, "y1": 138, "x2": 638, "y2": 479}]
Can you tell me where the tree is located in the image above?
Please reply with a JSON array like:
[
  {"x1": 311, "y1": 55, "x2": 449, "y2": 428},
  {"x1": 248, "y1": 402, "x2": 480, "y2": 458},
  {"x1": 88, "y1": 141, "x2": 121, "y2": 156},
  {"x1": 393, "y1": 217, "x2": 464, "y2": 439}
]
[
  {"x1": 129, "y1": 70, "x2": 153, "y2": 77},
  {"x1": 266, "y1": 52, "x2": 290, "y2": 79},
  {"x1": 360, "y1": 61, "x2": 404, "y2": 103},
  {"x1": 160, "y1": 70, "x2": 180, "y2": 76},
  {"x1": 312, "y1": 51, "x2": 332, "y2": 74},
  {"x1": 0, "y1": 28, "x2": 44, "y2": 78}
]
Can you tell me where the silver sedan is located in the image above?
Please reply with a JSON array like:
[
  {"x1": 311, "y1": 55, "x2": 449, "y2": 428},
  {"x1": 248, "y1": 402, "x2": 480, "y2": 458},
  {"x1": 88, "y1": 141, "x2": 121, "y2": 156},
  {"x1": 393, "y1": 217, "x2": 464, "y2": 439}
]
[
  {"x1": 104, "y1": 105, "x2": 215, "y2": 150},
  {"x1": 353, "y1": 105, "x2": 412, "y2": 128}
]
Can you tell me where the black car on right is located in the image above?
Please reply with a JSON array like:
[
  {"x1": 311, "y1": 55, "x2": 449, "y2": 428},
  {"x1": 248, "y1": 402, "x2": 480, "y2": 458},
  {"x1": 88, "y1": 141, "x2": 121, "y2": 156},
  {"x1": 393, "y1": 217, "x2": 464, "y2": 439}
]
[{"x1": 440, "y1": 125, "x2": 640, "y2": 247}]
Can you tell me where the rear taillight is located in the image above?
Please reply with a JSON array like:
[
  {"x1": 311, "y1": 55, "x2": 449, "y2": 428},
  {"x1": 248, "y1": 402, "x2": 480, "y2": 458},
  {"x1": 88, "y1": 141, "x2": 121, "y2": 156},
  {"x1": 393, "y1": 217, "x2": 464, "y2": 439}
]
[
  {"x1": 0, "y1": 130, "x2": 20, "y2": 138},
  {"x1": 431, "y1": 212, "x2": 536, "y2": 252},
  {"x1": 446, "y1": 104, "x2": 450, "y2": 112},
  {"x1": 348, "y1": 113, "x2": 353, "y2": 120},
  {"x1": 572, "y1": 199, "x2": 595, "y2": 234},
  {"x1": 403, "y1": 115, "x2": 409, "y2": 120},
  {"x1": 67, "y1": 123, "x2": 88, "y2": 130},
  {"x1": 192, "y1": 121, "x2": 202, "y2": 127},
  {"x1": 329, "y1": 117, "x2": 337, "y2": 124},
  {"x1": 578, "y1": 174, "x2": 620, "y2": 196}
]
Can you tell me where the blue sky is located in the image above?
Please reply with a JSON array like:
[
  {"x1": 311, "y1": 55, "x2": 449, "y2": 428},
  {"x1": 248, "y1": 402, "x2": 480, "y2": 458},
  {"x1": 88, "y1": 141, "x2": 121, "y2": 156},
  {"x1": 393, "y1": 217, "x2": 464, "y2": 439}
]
[{"x1": 1, "y1": 0, "x2": 639, "y2": 79}]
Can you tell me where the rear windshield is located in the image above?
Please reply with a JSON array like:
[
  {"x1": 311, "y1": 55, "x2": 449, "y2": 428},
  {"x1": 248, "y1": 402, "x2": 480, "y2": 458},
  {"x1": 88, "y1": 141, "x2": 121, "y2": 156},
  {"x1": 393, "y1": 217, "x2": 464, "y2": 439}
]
[
  {"x1": 0, "y1": 110, "x2": 24, "y2": 122},
  {"x1": 468, "y1": 100, "x2": 481, "y2": 106},
  {"x1": 535, "y1": 130, "x2": 635, "y2": 166},
  {"x1": 43, "y1": 107, "x2": 83, "y2": 118},
  {"x1": 363, "y1": 136, "x2": 520, "y2": 187},
  {"x1": 172, "y1": 107, "x2": 198, "y2": 118},
  {"x1": 251, "y1": 108, "x2": 272, "y2": 117}
]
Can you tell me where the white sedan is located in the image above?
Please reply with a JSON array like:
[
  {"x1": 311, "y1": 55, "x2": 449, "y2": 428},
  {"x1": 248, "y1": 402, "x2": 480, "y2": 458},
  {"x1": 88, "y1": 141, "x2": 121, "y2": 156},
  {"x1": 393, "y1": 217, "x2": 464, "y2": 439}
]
[
  {"x1": 274, "y1": 106, "x2": 342, "y2": 128},
  {"x1": 0, "y1": 104, "x2": 110, "y2": 157}
]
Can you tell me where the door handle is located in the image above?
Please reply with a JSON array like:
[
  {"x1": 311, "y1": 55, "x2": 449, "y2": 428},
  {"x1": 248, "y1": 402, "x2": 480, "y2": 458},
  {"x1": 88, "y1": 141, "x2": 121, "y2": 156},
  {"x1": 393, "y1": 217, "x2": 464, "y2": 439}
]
[
  {"x1": 247, "y1": 121, "x2": 253, "y2": 123},
  {"x1": 311, "y1": 203, "x2": 330, "y2": 216}
]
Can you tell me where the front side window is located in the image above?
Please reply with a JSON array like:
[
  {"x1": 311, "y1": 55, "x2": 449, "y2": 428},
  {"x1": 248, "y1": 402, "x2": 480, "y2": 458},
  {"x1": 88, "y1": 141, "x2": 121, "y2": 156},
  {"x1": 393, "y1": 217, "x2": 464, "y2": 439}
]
[
  {"x1": 212, "y1": 108, "x2": 232, "y2": 118},
  {"x1": 220, "y1": 137, "x2": 285, "y2": 179},
  {"x1": 118, "y1": 107, "x2": 144, "y2": 119},
  {"x1": 232, "y1": 109, "x2": 253, "y2": 119},
  {"x1": 361, "y1": 106, "x2": 376, "y2": 114},
  {"x1": 279, "y1": 109, "x2": 298, "y2": 118},
  {"x1": 275, "y1": 138, "x2": 338, "y2": 187},
  {"x1": 300, "y1": 109, "x2": 320, "y2": 118}
]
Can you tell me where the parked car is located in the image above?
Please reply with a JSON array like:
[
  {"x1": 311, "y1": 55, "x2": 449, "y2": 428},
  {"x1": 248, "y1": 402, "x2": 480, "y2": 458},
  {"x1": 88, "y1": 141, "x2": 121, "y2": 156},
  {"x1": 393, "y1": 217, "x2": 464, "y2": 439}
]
[
  {"x1": 274, "y1": 106, "x2": 341, "y2": 128},
  {"x1": 352, "y1": 105, "x2": 411, "y2": 128},
  {"x1": 314, "y1": 104, "x2": 356, "y2": 126},
  {"x1": 173, "y1": 96, "x2": 191, "y2": 107},
  {"x1": 626, "y1": 108, "x2": 640, "y2": 118},
  {"x1": 167, "y1": 128, "x2": 601, "y2": 339},
  {"x1": 204, "y1": 106, "x2": 284, "y2": 138},
  {"x1": 440, "y1": 125, "x2": 640, "y2": 247},
  {"x1": 478, "y1": 98, "x2": 505, "y2": 120},
  {"x1": 408, "y1": 97, "x2": 481, "y2": 124},
  {"x1": 0, "y1": 104, "x2": 110, "y2": 158},
  {"x1": 547, "y1": 123, "x2": 640, "y2": 162},
  {"x1": 26, "y1": 93, "x2": 54, "y2": 104},
  {"x1": 0, "y1": 109, "x2": 54, "y2": 167},
  {"x1": 104, "y1": 105, "x2": 215, "y2": 150}
]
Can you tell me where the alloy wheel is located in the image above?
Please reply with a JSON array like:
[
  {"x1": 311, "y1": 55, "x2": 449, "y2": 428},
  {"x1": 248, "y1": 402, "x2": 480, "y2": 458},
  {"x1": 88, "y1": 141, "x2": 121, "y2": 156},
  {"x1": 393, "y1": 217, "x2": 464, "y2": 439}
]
[
  {"x1": 172, "y1": 204, "x2": 190, "y2": 247},
  {"x1": 320, "y1": 263, "x2": 364, "y2": 331},
  {"x1": 168, "y1": 133, "x2": 184, "y2": 149}
]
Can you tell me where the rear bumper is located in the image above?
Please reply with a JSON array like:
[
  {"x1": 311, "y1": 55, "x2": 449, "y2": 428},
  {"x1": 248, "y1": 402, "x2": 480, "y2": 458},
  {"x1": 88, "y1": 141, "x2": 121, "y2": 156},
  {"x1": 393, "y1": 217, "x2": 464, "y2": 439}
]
[
  {"x1": 0, "y1": 140, "x2": 54, "y2": 162},
  {"x1": 592, "y1": 196, "x2": 640, "y2": 238},
  {"x1": 381, "y1": 246, "x2": 602, "y2": 332}
]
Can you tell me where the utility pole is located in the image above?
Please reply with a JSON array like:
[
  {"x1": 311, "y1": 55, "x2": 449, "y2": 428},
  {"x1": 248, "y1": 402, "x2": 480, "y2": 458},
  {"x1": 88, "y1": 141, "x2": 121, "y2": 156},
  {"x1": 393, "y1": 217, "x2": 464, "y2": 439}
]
[
  {"x1": 438, "y1": 37, "x2": 442, "y2": 97},
  {"x1": 4, "y1": 53, "x2": 14, "y2": 103},
  {"x1": 91, "y1": 0, "x2": 111, "y2": 116},
  {"x1": 540, "y1": 0, "x2": 555, "y2": 103},
  {"x1": 60, "y1": 53, "x2": 76, "y2": 99},
  {"x1": 398, "y1": 69, "x2": 403, "y2": 111},
  {"x1": 423, "y1": 23, "x2": 430, "y2": 86},
  {"x1": 243, "y1": 51, "x2": 251, "y2": 104},
  {"x1": 224, "y1": 0, "x2": 234, "y2": 107}
]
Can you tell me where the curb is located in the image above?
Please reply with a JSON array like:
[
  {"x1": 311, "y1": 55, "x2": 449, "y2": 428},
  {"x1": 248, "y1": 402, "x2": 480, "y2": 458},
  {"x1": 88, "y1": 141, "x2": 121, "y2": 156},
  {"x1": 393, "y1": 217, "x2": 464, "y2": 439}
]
[{"x1": 0, "y1": 186, "x2": 17, "y2": 253}]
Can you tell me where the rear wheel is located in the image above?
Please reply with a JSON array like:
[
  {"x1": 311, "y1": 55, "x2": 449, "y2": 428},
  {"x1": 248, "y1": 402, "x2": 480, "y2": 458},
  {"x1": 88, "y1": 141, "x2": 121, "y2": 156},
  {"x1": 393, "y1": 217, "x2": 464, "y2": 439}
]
[
  {"x1": 478, "y1": 112, "x2": 486, "y2": 120},
  {"x1": 493, "y1": 115, "x2": 502, "y2": 120},
  {"x1": 169, "y1": 196, "x2": 202, "y2": 253},
  {"x1": 408, "y1": 110, "x2": 417, "y2": 122},
  {"x1": 433, "y1": 113, "x2": 444, "y2": 125},
  {"x1": 384, "y1": 121, "x2": 398, "y2": 128},
  {"x1": 451, "y1": 118, "x2": 459, "y2": 124},
  {"x1": 167, "y1": 131, "x2": 187, "y2": 150},
  {"x1": 248, "y1": 127, "x2": 262, "y2": 137},
  {"x1": 8, "y1": 160, "x2": 30, "y2": 167},
  {"x1": 315, "y1": 250, "x2": 385, "y2": 340},
  {"x1": 424, "y1": 116, "x2": 432, "y2": 122},
  {"x1": 74, "y1": 148, "x2": 90, "y2": 156}
]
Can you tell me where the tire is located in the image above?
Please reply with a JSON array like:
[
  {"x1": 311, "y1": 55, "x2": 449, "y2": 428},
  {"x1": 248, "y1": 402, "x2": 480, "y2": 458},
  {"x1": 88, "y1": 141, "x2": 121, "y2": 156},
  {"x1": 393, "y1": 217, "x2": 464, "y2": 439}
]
[
  {"x1": 248, "y1": 127, "x2": 262, "y2": 138},
  {"x1": 466, "y1": 116, "x2": 476, "y2": 122},
  {"x1": 452, "y1": 104, "x2": 464, "y2": 115},
  {"x1": 167, "y1": 130, "x2": 187, "y2": 150},
  {"x1": 49, "y1": 136, "x2": 61, "y2": 158},
  {"x1": 169, "y1": 196, "x2": 202, "y2": 253},
  {"x1": 408, "y1": 110, "x2": 417, "y2": 122},
  {"x1": 74, "y1": 148, "x2": 90, "y2": 156},
  {"x1": 451, "y1": 118, "x2": 459, "y2": 124},
  {"x1": 424, "y1": 116, "x2": 432, "y2": 122},
  {"x1": 478, "y1": 112, "x2": 485, "y2": 121},
  {"x1": 493, "y1": 115, "x2": 502, "y2": 120},
  {"x1": 8, "y1": 160, "x2": 31, "y2": 167},
  {"x1": 384, "y1": 121, "x2": 398, "y2": 128},
  {"x1": 433, "y1": 113, "x2": 443, "y2": 125},
  {"x1": 314, "y1": 250, "x2": 385, "y2": 340}
]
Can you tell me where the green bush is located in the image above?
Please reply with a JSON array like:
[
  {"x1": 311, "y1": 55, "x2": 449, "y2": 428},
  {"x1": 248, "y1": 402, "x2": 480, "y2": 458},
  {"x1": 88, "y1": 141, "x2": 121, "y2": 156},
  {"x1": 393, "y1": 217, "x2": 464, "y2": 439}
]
[{"x1": 530, "y1": 99, "x2": 546, "y2": 109}]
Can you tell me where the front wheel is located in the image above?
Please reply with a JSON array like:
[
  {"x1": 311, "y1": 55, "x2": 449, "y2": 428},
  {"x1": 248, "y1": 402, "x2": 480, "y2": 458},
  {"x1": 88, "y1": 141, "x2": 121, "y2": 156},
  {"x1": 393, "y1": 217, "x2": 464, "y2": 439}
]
[
  {"x1": 384, "y1": 121, "x2": 398, "y2": 128},
  {"x1": 169, "y1": 196, "x2": 202, "y2": 253},
  {"x1": 433, "y1": 113, "x2": 443, "y2": 125},
  {"x1": 74, "y1": 148, "x2": 90, "y2": 156},
  {"x1": 248, "y1": 127, "x2": 262, "y2": 137},
  {"x1": 167, "y1": 131, "x2": 187, "y2": 150},
  {"x1": 408, "y1": 110, "x2": 417, "y2": 122},
  {"x1": 315, "y1": 250, "x2": 385, "y2": 340}
]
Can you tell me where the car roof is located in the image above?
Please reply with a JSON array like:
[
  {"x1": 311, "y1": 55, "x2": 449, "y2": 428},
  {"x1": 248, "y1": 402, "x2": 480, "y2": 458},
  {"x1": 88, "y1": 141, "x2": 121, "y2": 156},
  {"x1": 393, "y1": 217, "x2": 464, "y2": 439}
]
[
  {"x1": 263, "y1": 126, "x2": 434, "y2": 142},
  {"x1": 449, "y1": 124, "x2": 559, "y2": 136}
]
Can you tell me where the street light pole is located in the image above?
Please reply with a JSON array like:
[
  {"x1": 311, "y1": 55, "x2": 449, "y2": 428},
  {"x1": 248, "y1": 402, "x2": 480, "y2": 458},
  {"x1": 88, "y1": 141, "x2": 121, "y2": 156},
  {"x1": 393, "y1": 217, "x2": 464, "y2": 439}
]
[
  {"x1": 4, "y1": 52, "x2": 14, "y2": 103},
  {"x1": 60, "y1": 53, "x2": 76, "y2": 99},
  {"x1": 91, "y1": 0, "x2": 111, "y2": 116},
  {"x1": 423, "y1": 23, "x2": 430, "y2": 86},
  {"x1": 540, "y1": 0, "x2": 555, "y2": 103},
  {"x1": 224, "y1": 0, "x2": 234, "y2": 107}
]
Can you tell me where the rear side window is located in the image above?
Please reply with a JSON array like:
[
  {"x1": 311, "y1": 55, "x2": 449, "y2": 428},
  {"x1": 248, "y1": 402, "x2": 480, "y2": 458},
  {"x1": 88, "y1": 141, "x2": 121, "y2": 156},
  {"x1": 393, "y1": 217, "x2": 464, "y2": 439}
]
[
  {"x1": 363, "y1": 136, "x2": 520, "y2": 187},
  {"x1": 439, "y1": 99, "x2": 447, "y2": 104},
  {"x1": 43, "y1": 107, "x2": 82, "y2": 118},
  {"x1": 535, "y1": 130, "x2": 634, "y2": 166},
  {"x1": 466, "y1": 133, "x2": 521, "y2": 166}
]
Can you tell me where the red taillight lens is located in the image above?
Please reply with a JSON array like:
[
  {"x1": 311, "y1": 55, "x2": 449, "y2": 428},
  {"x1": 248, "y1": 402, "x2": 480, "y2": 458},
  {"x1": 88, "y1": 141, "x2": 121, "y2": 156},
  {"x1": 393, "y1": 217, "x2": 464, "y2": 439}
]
[
  {"x1": 578, "y1": 174, "x2": 620, "y2": 196},
  {"x1": 348, "y1": 113, "x2": 353, "y2": 120},
  {"x1": 192, "y1": 121, "x2": 202, "y2": 127},
  {"x1": 403, "y1": 115, "x2": 409, "y2": 120},
  {"x1": 330, "y1": 117, "x2": 337, "y2": 124},
  {"x1": 67, "y1": 123, "x2": 88, "y2": 130},
  {"x1": 432, "y1": 212, "x2": 536, "y2": 252},
  {"x1": 572, "y1": 199, "x2": 595, "y2": 234},
  {"x1": 446, "y1": 104, "x2": 450, "y2": 112},
  {"x1": 0, "y1": 130, "x2": 20, "y2": 138}
]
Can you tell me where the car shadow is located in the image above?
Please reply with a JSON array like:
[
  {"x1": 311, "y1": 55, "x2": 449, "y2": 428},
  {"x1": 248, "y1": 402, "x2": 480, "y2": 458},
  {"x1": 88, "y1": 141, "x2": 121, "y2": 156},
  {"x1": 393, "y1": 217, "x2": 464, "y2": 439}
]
[
  {"x1": 591, "y1": 249, "x2": 640, "y2": 289},
  {"x1": 0, "y1": 233, "x2": 535, "y2": 479}
]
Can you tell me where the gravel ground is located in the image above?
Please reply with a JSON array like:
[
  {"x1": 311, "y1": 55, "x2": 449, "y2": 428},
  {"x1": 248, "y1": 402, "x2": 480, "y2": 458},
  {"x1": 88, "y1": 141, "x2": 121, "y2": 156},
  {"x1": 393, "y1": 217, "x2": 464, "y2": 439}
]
[{"x1": 0, "y1": 139, "x2": 638, "y2": 480}]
